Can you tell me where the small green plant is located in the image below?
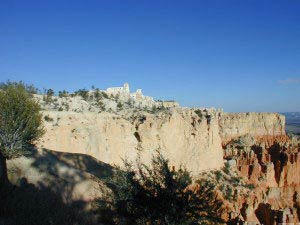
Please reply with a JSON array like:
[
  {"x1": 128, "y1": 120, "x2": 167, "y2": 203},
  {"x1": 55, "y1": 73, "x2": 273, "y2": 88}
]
[
  {"x1": 215, "y1": 170, "x2": 223, "y2": 181},
  {"x1": 44, "y1": 115, "x2": 54, "y2": 122},
  {"x1": 58, "y1": 90, "x2": 68, "y2": 98},
  {"x1": 101, "y1": 92, "x2": 109, "y2": 99},
  {"x1": 151, "y1": 105, "x2": 158, "y2": 113},
  {"x1": 97, "y1": 100, "x2": 105, "y2": 111},
  {"x1": 117, "y1": 102, "x2": 123, "y2": 110},
  {"x1": 194, "y1": 109, "x2": 203, "y2": 117},
  {"x1": 223, "y1": 162, "x2": 230, "y2": 174},
  {"x1": 93, "y1": 89, "x2": 102, "y2": 101},
  {"x1": 114, "y1": 94, "x2": 120, "y2": 101},
  {"x1": 46, "y1": 89, "x2": 54, "y2": 97},
  {"x1": 74, "y1": 89, "x2": 89, "y2": 101},
  {"x1": 126, "y1": 99, "x2": 132, "y2": 107},
  {"x1": 43, "y1": 89, "x2": 55, "y2": 104},
  {"x1": 62, "y1": 102, "x2": 70, "y2": 111}
]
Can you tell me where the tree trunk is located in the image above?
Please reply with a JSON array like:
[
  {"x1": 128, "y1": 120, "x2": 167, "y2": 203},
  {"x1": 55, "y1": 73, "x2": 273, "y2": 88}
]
[{"x1": 0, "y1": 151, "x2": 8, "y2": 186}]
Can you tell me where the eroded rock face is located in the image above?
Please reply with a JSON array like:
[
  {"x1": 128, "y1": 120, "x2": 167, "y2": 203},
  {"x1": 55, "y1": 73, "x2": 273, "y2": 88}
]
[
  {"x1": 219, "y1": 113, "x2": 286, "y2": 144},
  {"x1": 38, "y1": 108, "x2": 224, "y2": 174},
  {"x1": 223, "y1": 134, "x2": 300, "y2": 224},
  {"x1": 39, "y1": 110, "x2": 287, "y2": 176},
  {"x1": 37, "y1": 107, "x2": 300, "y2": 223}
]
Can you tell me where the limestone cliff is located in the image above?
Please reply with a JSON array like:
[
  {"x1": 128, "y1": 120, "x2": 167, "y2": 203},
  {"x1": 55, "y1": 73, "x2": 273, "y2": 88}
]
[
  {"x1": 219, "y1": 112, "x2": 285, "y2": 144},
  {"x1": 7, "y1": 95, "x2": 297, "y2": 224},
  {"x1": 38, "y1": 109, "x2": 288, "y2": 177},
  {"x1": 38, "y1": 108, "x2": 223, "y2": 174}
]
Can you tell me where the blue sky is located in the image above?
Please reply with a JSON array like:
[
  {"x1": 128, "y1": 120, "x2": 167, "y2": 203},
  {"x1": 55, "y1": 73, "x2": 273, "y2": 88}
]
[{"x1": 1, "y1": 0, "x2": 300, "y2": 112}]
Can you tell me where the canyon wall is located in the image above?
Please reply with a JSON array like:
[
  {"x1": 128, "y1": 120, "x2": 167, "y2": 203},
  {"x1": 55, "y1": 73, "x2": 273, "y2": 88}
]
[
  {"x1": 220, "y1": 113, "x2": 300, "y2": 224},
  {"x1": 8, "y1": 101, "x2": 300, "y2": 224},
  {"x1": 38, "y1": 108, "x2": 224, "y2": 174},
  {"x1": 38, "y1": 110, "x2": 288, "y2": 176},
  {"x1": 219, "y1": 112, "x2": 286, "y2": 144}
]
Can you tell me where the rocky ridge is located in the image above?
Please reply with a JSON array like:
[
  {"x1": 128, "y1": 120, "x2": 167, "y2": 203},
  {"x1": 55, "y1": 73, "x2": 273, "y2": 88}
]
[{"x1": 8, "y1": 92, "x2": 299, "y2": 224}]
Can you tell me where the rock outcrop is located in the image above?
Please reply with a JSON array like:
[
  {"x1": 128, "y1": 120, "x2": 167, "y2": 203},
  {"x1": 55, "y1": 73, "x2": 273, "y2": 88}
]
[
  {"x1": 222, "y1": 131, "x2": 300, "y2": 224},
  {"x1": 38, "y1": 108, "x2": 224, "y2": 174},
  {"x1": 38, "y1": 108, "x2": 291, "y2": 177},
  {"x1": 219, "y1": 112, "x2": 285, "y2": 144},
  {"x1": 7, "y1": 91, "x2": 299, "y2": 224}
]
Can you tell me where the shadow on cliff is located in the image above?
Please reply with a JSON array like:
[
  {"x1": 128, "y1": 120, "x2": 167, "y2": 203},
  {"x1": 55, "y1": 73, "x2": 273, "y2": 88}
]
[
  {"x1": 27, "y1": 148, "x2": 113, "y2": 204},
  {"x1": 0, "y1": 147, "x2": 114, "y2": 225},
  {"x1": 30, "y1": 147, "x2": 113, "y2": 181},
  {"x1": 255, "y1": 203, "x2": 275, "y2": 225},
  {"x1": 251, "y1": 142, "x2": 288, "y2": 185},
  {"x1": 268, "y1": 143, "x2": 288, "y2": 184}
]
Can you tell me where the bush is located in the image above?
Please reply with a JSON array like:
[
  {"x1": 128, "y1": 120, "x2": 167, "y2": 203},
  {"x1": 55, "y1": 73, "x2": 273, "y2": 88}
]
[
  {"x1": 151, "y1": 105, "x2": 158, "y2": 113},
  {"x1": 61, "y1": 102, "x2": 69, "y2": 111},
  {"x1": 101, "y1": 92, "x2": 109, "y2": 99},
  {"x1": 117, "y1": 102, "x2": 123, "y2": 110},
  {"x1": 43, "y1": 89, "x2": 55, "y2": 104},
  {"x1": 94, "y1": 89, "x2": 102, "y2": 101},
  {"x1": 0, "y1": 82, "x2": 45, "y2": 184},
  {"x1": 97, "y1": 152, "x2": 224, "y2": 225},
  {"x1": 58, "y1": 90, "x2": 68, "y2": 98},
  {"x1": 194, "y1": 109, "x2": 203, "y2": 118},
  {"x1": 75, "y1": 89, "x2": 89, "y2": 101},
  {"x1": 46, "y1": 89, "x2": 54, "y2": 97},
  {"x1": 126, "y1": 99, "x2": 132, "y2": 107},
  {"x1": 97, "y1": 101, "x2": 105, "y2": 111},
  {"x1": 199, "y1": 163, "x2": 254, "y2": 202},
  {"x1": 0, "y1": 80, "x2": 39, "y2": 95},
  {"x1": 44, "y1": 115, "x2": 54, "y2": 122}
]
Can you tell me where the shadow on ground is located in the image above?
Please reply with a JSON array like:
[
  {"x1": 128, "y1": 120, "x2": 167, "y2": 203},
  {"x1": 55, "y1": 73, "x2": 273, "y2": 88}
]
[{"x1": 0, "y1": 147, "x2": 114, "y2": 225}]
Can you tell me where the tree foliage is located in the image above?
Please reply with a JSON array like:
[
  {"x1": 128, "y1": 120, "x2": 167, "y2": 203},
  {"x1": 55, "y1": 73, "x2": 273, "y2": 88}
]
[
  {"x1": 75, "y1": 88, "x2": 89, "y2": 101},
  {"x1": 0, "y1": 82, "x2": 45, "y2": 159},
  {"x1": 58, "y1": 90, "x2": 68, "y2": 98},
  {"x1": 99, "y1": 153, "x2": 224, "y2": 225},
  {"x1": 199, "y1": 162, "x2": 255, "y2": 202},
  {"x1": 0, "y1": 80, "x2": 39, "y2": 95}
]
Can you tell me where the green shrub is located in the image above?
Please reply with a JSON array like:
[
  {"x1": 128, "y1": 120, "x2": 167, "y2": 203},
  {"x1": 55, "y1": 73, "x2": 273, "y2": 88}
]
[
  {"x1": 199, "y1": 163, "x2": 254, "y2": 202},
  {"x1": 117, "y1": 102, "x2": 123, "y2": 110},
  {"x1": 58, "y1": 90, "x2": 68, "y2": 98},
  {"x1": 0, "y1": 82, "x2": 45, "y2": 184},
  {"x1": 101, "y1": 92, "x2": 109, "y2": 99},
  {"x1": 97, "y1": 152, "x2": 224, "y2": 225},
  {"x1": 97, "y1": 101, "x2": 105, "y2": 111},
  {"x1": 94, "y1": 89, "x2": 102, "y2": 101},
  {"x1": 151, "y1": 105, "x2": 158, "y2": 113},
  {"x1": 194, "y1": 109, "x2": 203, "y2": 117},
  {"x1": 46, "y1": 89, "x2": 54, "y2": 97},
  {"x1": 44, "y1": 115, "x2": 54, "y2": 122},
  {"x1": 0, "y1": 80, "x2": 39, "y2": 95},
  {"x1": 75, "y1": 89, "x2": 89, "y2": 101},
  {"x1": 62, "y1": 102, "x2": 70, "y2": 111},
  {"x1": 126, "y1": 99, "x2": 132, "y2": 107}
]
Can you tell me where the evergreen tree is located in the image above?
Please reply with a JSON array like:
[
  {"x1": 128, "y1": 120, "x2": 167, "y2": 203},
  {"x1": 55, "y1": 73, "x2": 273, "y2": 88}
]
[{"x1": 0, "y1": 82, "x2": 45, "y2": 185}]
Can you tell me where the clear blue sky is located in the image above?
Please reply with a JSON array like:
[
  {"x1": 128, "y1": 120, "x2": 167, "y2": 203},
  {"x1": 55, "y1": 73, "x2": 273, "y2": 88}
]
[{"x1": 1, "y1": 0, "x2": 300, "y2": 112}]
